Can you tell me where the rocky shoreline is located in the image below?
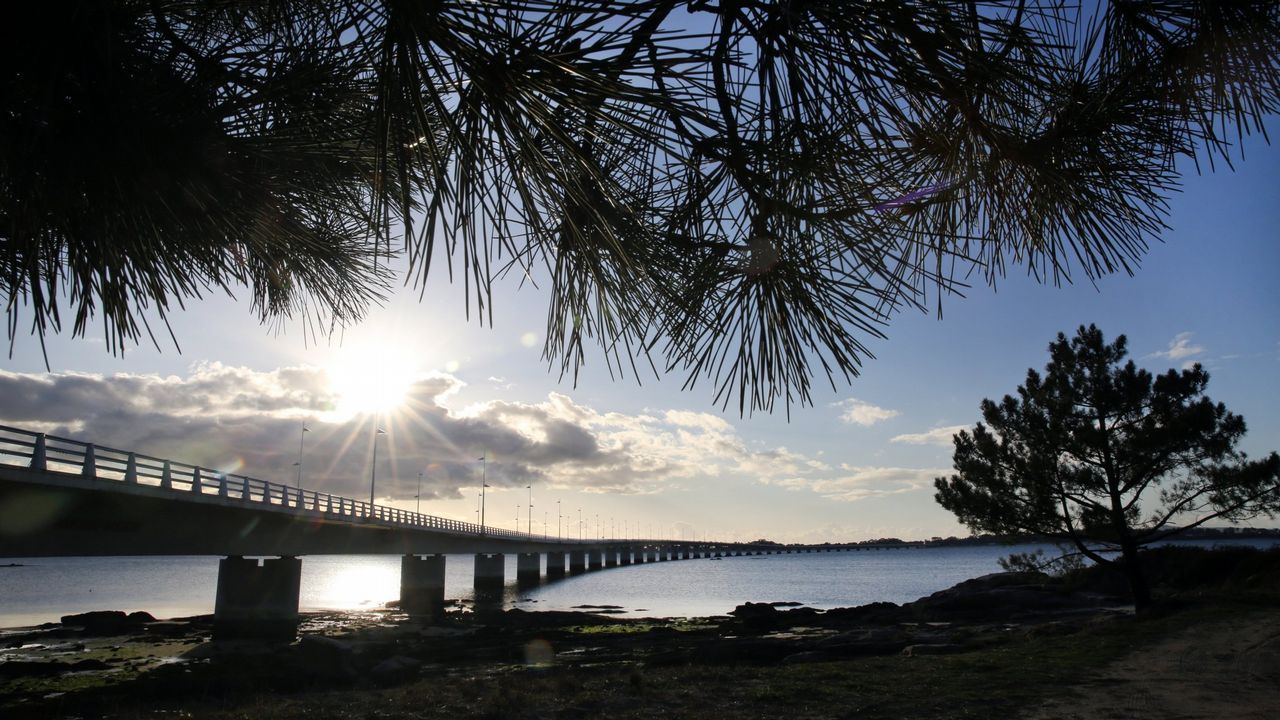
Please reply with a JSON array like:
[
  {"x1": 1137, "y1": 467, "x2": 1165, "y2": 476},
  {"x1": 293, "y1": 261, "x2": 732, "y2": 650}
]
[
  {"x1": 0, "y1": 570, "x2": 1132, "y2": 712},
  {"x1": 3, "y1": 544, "x2": 1276, "y2": 719}
]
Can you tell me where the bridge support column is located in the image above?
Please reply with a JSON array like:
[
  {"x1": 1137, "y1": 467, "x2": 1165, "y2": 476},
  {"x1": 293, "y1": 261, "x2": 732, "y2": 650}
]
[
  {"x1": 517, "y1": 553, "x2": 541, "y2": 585},
  {"x1": 546, "y1": 551, "x2": 566, "y2": 579},
  {"x1": 620, "y1": 548, "x2": 633, "y2": 566},
  {"x1": 587, "y1": 549, "x2": 604, "y2": 570},
  {"x1": 605, "y1": 549, "x2": 619, "y2": 568},
  {"x1": 568, "y1": 550, "x2": 586, "y2": 574},
  {"x1": 664, "y1": 549, "x2": 674, "y2": 561},
  {"x1": 401, "y1": 554, "x2": 446, "y2": 620},
  {"x1": 213, "y1": 556, "x2": 301, "y2": 641},
  {"x1": 474, "y1": 553, "x2": 505, "y2": 599}
]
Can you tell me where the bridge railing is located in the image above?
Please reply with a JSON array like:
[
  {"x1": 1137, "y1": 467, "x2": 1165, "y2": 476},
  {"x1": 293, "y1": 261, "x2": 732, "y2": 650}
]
[{"x1": 0, "y1": 425, "x2": 545, "y2": 543}]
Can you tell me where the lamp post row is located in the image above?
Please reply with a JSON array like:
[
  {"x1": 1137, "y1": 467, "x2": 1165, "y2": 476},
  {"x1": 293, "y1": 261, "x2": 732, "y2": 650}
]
[{"x1": 292, "y1": 422, "x2": 633, "y2": 541}]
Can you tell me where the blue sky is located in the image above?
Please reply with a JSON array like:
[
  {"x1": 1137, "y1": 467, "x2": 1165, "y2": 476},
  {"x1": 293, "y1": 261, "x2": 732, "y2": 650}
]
[{"x1": 3, "y1": 137, "x2": 1277, "y2": 543}]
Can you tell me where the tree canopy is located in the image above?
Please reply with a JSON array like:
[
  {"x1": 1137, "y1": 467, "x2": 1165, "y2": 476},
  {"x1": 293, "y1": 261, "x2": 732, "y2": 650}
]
[
  {"x1": 933, "y1": 325, "x2": 1280, "y2": 609},
  {"x1": 3, "y1": 2, "x2": 1278, "y2": 412}
]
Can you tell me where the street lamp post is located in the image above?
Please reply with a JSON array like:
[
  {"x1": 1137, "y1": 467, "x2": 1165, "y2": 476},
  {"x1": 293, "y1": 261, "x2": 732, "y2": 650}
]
[
  {"x1": 368, "y1": 426, "x2": 386, "y2": 515},
  {"x1": 578, "y1": 508, "x2": 582, "y2": 541},
  {"x1": 478, "y1": 454, "x2": 488, "y2": 534},
  {"x1": 294, "y1": 423, "x2": 308, "y2": 488},
  {"x1": 557, "y1": 500, "x2": 561, "y2": 541},
  {"x1": 415, "y1": 471, "x2": 422, "y2": 513},
  {"x1": 526, "y1": 485, "x2": 532, "y2": 535}
]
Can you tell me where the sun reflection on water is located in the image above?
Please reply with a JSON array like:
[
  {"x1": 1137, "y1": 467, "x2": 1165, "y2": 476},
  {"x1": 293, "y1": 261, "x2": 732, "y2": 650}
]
[{"x1": 300, "y1": 557, "x2": 399, "y2": 611}]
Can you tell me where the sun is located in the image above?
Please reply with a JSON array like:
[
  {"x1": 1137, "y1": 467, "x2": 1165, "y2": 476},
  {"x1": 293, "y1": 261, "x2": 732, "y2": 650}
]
[{"x1": 325, "y1": 347, "x2": 420, "y2": 419}]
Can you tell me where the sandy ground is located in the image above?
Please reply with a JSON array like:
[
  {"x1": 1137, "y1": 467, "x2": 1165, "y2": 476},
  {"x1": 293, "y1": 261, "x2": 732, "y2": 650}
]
[{"x1": 1025, "y1": 610, "x2": 1280, "y2": 720}]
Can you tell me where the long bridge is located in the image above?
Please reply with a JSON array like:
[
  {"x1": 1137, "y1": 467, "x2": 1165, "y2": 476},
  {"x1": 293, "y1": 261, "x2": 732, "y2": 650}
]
[{"x1": 0, "y1": 425, "x2": 916, "y2": 638}]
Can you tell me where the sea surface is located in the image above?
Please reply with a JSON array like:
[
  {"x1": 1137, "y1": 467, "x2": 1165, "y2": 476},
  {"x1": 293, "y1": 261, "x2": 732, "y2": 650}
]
[{"x1": 0, "y1": 539, "x2": 1273, "y2": 628}]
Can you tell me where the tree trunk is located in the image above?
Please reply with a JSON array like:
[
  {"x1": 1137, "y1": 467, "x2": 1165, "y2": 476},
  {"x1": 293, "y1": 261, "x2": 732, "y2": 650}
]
[{"x1": 1119, "y1": 538, "x2": 1151, "y2": 613}]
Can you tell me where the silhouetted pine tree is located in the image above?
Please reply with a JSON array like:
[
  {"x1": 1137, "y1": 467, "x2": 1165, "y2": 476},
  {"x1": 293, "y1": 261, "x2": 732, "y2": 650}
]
[
  {"x1": 935, "y1": 325, "x2": 1280, "y2": 611},
  {"x1": 3, "y1": 2, "x2": 1277, "y2": 412}
]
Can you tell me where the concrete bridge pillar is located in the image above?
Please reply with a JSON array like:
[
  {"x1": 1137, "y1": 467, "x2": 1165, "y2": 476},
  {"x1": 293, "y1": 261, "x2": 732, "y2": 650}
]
[
  {"x1": 587, "y1": 549, "x2": 604, "y2": 570},
  {"x1": 213, "y1": 556, "x2": 301, "y2": 640},
  {"x1": 401, "y1": 554, "x2": 446, "y2": 620},
  {"x1": 639, "y1": 549, "x2": 651, "y2": 563},
  {"x1": 568, "y1": 550, "x2": 586, "y2": 574},
  {"x1": 517, "y1": 553, "x2": 541, "y2": 585},
  {"x1": 546, "y1": 551, "x2": 567, "y2": 579},
  {"x1": 664, "y1": 549, "x2": 674, "y2": 561},
  {"x1": 604, "y1": 549, "x2": 620, "y2": 568},
  {"x1": 474, "y1": 553, "x2": 505, "y2": 598},
  {"x1": 620, "y1": 548, "x2": 633, "y2": 566}
]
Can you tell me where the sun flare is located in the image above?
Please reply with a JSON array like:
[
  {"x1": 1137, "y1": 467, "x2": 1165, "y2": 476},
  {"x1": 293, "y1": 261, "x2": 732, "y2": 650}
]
[{"x1": 325, "y1": 347, "x2": 420, "y2": 419}]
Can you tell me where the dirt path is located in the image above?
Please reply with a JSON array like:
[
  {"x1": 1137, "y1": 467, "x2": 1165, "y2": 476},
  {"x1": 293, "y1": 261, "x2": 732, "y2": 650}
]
[{"x1": 1025, "y1": 609, "x2": 1280, "y2": 720}]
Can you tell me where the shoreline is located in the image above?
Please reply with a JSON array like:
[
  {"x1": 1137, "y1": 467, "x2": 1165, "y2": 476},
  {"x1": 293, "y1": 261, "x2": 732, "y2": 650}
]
[{"x1": 4, "y1": 544, "x2": 1278, "y2": 719}]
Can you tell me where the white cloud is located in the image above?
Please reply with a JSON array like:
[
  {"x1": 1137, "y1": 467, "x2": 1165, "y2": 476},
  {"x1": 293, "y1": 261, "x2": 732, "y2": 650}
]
[
  {"x1": 890, "y1": 425, "x2": 969, "y2": 447},
  {"x1": 832, "y1": 398, "x2": 900, "y2": 426},
  {"x1": 0, "y1": 367, "x2": 830, "y2": 502},
  {"x1": 1148, "y1": 332, "x2": 1205, "y2": 369},
  {"x1": 767, "y1": 466, "x2": 947, "y2": 503}
]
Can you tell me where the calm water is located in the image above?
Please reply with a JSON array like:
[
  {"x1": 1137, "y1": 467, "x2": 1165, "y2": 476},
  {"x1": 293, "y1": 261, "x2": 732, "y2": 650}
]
[{"x1": 0, "y1": 540, "x2": 1273, "y2": 627}]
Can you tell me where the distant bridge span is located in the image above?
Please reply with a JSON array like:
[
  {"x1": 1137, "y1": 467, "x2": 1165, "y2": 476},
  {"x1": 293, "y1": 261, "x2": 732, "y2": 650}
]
[{"x1": 0, "y1": 425, "x2": 917, "y2": 636}]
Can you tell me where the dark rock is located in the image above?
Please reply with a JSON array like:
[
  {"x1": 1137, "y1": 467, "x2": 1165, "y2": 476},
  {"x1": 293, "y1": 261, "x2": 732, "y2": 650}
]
[
  {"x1": 779, "y1": 607, "x2": 819, "y2": 621},
  {"x1": 814, "y1": 627, "x2": 910, "y2": 656},
  {"x1": 59, "y1": 610, "x2": 130, "y2": 634},
  {"x1": 819, "y1": 602, "x2": 903, "y2": 626},
  {"x1": 769, "y1": 601, "x2": 803, "y2": 607},
  {"x1": 690, "y1": 638, "x2": 798, "y2": 665},
  {"x1": 144, "y1": 622, "x2": 192, "y2": 638},
  {"x1": 369, "y1": 655, "x2": 421, "y2": 685},
  {"x1": 126, "y1": 611, "x2": 157, "y2": 624},
  {"x1": 730, "y1": 602, "x2": 778, "y2": 619},
  {"x1": 904, "y1": 571, "x2": 1115, "y2": 622},
  {"x1": 0, "y1": 661, "x2": 63, "y2": 678},
  {"x1": 0, "y1": 658, "x2": 110, "y2": 677},
  {"x1": 782, "y1": 651, "x2": 837, "y2": 664},
  {"x1": 295, "y1": 634, "x2": 356, "y2": 680},
  {"x1": 730, "y1": 602, "x2": 783, "y2": 629},
  {"x1": 901, "y1": 643, "x2": 966, "y2": 657}
]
